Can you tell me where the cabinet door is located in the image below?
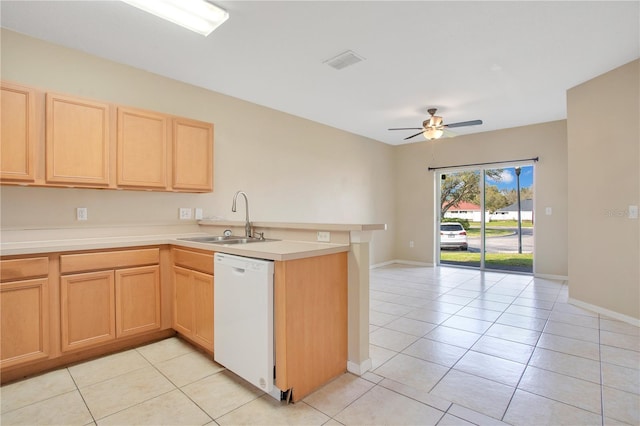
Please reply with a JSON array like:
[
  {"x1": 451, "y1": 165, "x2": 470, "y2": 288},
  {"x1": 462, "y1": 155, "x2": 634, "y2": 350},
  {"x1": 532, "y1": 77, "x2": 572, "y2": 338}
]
[
  {"x1": 0, "y1": 278, "x2": 49, "y2": 368},
  {"x1": 61, "y1": 271, "x2": 115, "y2": 352},
  {"x1": 117, "y1": 107, "x2": 168, "y2": 189},
  {"x1": 172, "y1": 118, "x2": 213, "y2": 192},
  {"x1": 1, "y1": 82, "x2": 37, "y2": 182},
  {"x1": 192, "y1": 271, "x2": 214, "y2": 351},
  {"x1": 172, "y1": 266, "x2": 194, "y2": 336},
  {"x1": 46, "y1": 93, "x2": 110, "y2": 186},
  {"x1": 115, "y1": 265, "x2": 161, "y2": 338}
]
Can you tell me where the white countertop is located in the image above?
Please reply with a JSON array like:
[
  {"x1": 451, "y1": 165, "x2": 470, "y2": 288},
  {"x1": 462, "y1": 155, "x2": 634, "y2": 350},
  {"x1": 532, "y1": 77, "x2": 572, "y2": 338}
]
[{"x1": 0, "y1": 233, "x2": 349, "y2": 261}]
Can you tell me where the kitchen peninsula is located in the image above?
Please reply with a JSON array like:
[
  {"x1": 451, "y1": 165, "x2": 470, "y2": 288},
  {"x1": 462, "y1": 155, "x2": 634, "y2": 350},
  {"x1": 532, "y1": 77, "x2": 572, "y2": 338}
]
[{"x1": 0, "y1": 221, "x2": 385, "y2": 401}]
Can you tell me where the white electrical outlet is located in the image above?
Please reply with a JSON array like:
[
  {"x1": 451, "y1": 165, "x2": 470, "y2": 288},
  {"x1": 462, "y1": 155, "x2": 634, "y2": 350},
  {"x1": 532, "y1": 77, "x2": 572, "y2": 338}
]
[
  {"x1": 194, "y1": 208, "x2": 203, "y2": 220},
  {"x1": 317, "y1": 231, "x2": 330, "y2": 242},
  {"x1": 179, "y1": 208, "x2": 192, "y2": 220},
  {"x1": 545, "y1": 207, "x2": 553, "y2": 216},
  {"x1": 76, "y1": 207, "x2": 88, "y2": 221},
  {"x1": 409, "y1": 240, "x2": 414, "y2": 248},
  {"x1": 629, "y1": 205, "x2": 638, "y2": 219}
]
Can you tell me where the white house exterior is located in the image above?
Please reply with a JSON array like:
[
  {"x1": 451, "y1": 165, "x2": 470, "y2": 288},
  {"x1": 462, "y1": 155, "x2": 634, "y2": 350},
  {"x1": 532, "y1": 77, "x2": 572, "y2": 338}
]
[{"x1": 490, "y1": 199, "x2": 534, "y2": 221}]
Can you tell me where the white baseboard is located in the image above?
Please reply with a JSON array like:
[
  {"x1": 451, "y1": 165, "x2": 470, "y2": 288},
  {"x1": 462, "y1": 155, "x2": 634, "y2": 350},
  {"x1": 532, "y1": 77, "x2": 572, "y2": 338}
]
[
  {"x1": 347, "y1": 358, "x2": 372, "y2": 376},
  {"x1": 371, "y1": 259, "x2": 434, "y2": 269},
  {"x1": 568, "y1": 298, "x2": 640, "y2": 327},
  {"x1": 534, "y1": 273, "x2": 568, "y2": 281}
]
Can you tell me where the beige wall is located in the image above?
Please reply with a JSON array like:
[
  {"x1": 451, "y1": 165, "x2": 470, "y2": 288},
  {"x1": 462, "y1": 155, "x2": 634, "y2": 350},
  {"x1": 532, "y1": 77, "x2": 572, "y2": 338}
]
[
  {"x1": 567, "y1": 59, "x2": 639, "y2": 320},
  {"x1": 394, "y1": 121, "x2": 569, "y2": 278},
  {"x1": 0, "y1": 30, "x2": 395, "y2": 264}
]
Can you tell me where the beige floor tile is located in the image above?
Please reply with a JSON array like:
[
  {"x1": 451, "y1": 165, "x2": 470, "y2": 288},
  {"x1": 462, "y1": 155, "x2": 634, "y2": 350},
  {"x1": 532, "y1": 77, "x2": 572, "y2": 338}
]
[
  {"x1": 543, "y1": 320, "x2": 600, "y2": 343},
  {"x1": 466, "y1": 299, "x2": 510, "y2": 312},
  {"x1": 600, "y1": 318, "x2": 640, "y2": 336},
  {"x1": 378, "y1": 378, "x2": 452, "y2": 412},
  {"x1": 441, "y1": 315, "x2": 493, "y2": 334},
  {"x1": 69, "y1": 349, "x2": 151, "y2": 388},
  {"x1": 601, "y1": 330, "x2": 640, "y2": 352},
  {"x1": 437, "y1": 413, "x2": 475, "y2": 426},
  {"x1": 370, "y1": 301, "x2": 413, "y2": 316},
  {"x1": 477, "y1": 293, "x2": 516, "y2": 305},
  {"x1": 136, "y1": 337, "x2": 197, "y2": 364},
  {"x1": 0, "y1": 369, "x2": 76, "y2": 413},
  {"x1": 97, "y1": 389, "x2": 211, "y2": 425},
  {"x1": 548, "y1": 311, "x2": 599, "y2": 329},
  {"x1": 552, "y1": 302, "x2": 598, "y2": 317},
  {"x1": 503, "y1": 389, "x2": 602, "y2": 426},
  {"x1": 80, "y1": 365, "x2": 175, "y2": 420},
  {"x1": 181, "y1": 370, "x2": 263, "y2": 419},
  {"x1": 529, "y1": 347, "x2": 601, "y2": 383},
  {"x1": 368, "y1": 310, "x2": 398, "y2": 326},
  {"x1": 471, "y1": 335, "x2": 535, "y2": 364},
  {"x1": 504, "y1": 304, "x2": 551, "y2": 319},
  {"x1": 369, "y1": 327, "x2": 418, "y2": 352},
  {"x1": 453, "y1": 351, "x2": 526, "y2": 387},
  {"x1": 402, "y1": 337, "x2": 467, "y2": 367},
  {"x1": 155, "y1": 351, "x2": 225, "y2": 387},
  {"x1": 600, "y1": 345, "x2": 640, "y2": 370},
  {"x1": 403, "y1": 307, "x2": 451, "y2": 324},
  {"x1": 485, "y1": 323, "x2": 541, "y2": 345},
  {"x1": 602, "y1": 362, "x2": 640, "y2": 395},
  {"x1": 519, "y1": 366, "x2": 602, "y2": 414},
  {"x1": 217, "y1": 395, "x2": 329, "y2": 425},
  {"x1": 0, "y1": 390, "x2": 93, "y2": 426},
  {"x1": 425, "y1": 326, "x2": 481, "y2": 349},
  {"x1": 602, "y1": 386, "x2": 640, "y2": 425},
  {"x1": 430, "y1": 370, "x2": 515, "y2": 419},
  {"x1": 496, "y1": 312, "x2": 547, "y2": 331},
  {"x1": 536, "y1": 333, "x2": 600, "y2": 360},
  {"x1": 456, "y1": 306, "x2": 502, "y2": 322},
  {"x1": 334, "y1": 385, "x2": 444, "y2": 426},
  {"x1": 373, "y1": 353, "x2": 448, "y2": 392},
  {"x1": 360, "y1": 371, "x2": 384, "y2": 384},
  {"x1": 423, "y1": 301, "x2": 464, "y2": 314},
  {"x1": 446, "y1": 404, "x2": 511, "y2": 426},
  {"x1": 303, "y1": 373, "x2": 374, "y2": 417},
  {"x1": 384, "y1": 317, "x2": 437, "y2": 336},
  {"x1": 369, "y1": 344, "x2": 397, "y2": 370},
  {"x1": 512, "y1": 297, "x2": 555, "y2": 310}
]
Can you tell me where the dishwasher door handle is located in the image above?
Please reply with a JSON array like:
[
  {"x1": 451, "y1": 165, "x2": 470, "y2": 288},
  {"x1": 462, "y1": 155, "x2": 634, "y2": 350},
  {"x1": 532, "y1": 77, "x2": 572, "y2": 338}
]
[{"x1": 232, "y1": 267, "x2": 246, "y2": 275}]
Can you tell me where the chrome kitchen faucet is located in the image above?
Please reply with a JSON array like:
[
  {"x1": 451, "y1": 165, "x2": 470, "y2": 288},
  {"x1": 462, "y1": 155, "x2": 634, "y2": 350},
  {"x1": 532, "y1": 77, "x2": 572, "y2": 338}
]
[{"x1": 232, "y1": 190, "x2": 252, "y2": 237}]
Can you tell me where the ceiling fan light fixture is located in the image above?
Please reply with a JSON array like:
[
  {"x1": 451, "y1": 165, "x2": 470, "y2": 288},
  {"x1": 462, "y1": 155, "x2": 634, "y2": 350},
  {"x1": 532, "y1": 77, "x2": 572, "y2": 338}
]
[
  {"x1": 121, "y1": 0, "x2": 229, "y2": 36},
  {"x1": 423, "y1": 127, "x2": 444, "y2": 140}
]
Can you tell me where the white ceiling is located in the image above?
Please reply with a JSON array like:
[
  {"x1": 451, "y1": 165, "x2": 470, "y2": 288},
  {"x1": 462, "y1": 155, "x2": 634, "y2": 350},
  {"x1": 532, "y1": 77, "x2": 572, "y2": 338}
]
[{"x1": 2, "y1": 1, "x2": 638, "y2": 145}]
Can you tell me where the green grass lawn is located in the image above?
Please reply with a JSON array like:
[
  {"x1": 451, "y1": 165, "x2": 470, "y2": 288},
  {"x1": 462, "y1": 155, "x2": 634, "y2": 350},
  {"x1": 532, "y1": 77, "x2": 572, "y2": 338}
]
[
  {"x1": 440, "y1": 252, "x2": 533, "y2": 268},
  {"x1": 484, "y1": 220, "x2": 533, "y2": 228}
]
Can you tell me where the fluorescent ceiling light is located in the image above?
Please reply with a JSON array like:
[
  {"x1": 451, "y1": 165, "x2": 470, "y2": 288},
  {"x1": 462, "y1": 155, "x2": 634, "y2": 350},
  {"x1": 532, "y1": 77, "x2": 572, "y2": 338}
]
[{"x1": 122, "y1": 0, "x2": 229, "y2": 36}]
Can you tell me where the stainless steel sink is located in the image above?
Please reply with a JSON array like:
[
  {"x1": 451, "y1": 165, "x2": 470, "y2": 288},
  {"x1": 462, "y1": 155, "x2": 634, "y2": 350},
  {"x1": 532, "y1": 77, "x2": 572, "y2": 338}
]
[{"x1": 177, "y1": 236, "x2": 277, "y2": 245}]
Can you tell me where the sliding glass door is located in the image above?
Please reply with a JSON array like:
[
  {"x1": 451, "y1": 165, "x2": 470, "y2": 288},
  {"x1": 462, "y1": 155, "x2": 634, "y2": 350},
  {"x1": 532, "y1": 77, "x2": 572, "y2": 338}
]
[{"x1": 438, "y1": 164, "x2": 534, "y2": 273}]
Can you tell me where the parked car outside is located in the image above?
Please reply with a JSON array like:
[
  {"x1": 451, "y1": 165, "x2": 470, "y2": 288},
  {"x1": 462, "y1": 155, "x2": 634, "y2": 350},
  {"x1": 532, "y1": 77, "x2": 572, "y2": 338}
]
[{"x1": 440, "y1": 222, "x2": 468, "y2": 250}]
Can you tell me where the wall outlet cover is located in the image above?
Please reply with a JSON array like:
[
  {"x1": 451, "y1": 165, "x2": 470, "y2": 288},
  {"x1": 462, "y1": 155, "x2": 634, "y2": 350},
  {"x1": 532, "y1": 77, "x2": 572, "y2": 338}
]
[
  {"x1": 76, "y1": 207, "x2": 88, "y2": 221},
  {"x1": 317, "y1": 231, "x2": 330, "y2": 242},
  {"x1": 194, "y1": 208, "x2": 203, "y2": 220},
  {"x1": 179, "y1": 208, "x2": 192, "y2": 220}
]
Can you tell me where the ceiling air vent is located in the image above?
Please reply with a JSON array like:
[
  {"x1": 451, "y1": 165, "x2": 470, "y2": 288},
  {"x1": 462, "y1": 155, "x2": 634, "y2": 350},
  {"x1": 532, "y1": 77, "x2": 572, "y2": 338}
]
[{"x1": 323, "y1": 50, "x2": 365, "y2": 70}]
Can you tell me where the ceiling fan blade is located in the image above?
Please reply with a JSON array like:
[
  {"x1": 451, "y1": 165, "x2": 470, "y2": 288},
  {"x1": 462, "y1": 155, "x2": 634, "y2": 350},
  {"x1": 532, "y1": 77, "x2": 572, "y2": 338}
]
[
  {"x1": 404, "y1": 131, "x2": 424, "y2": 140},
  {"x1": 388, "y1": 127, "x2": 423, "y2": 131},
  {"x1": 444, "y1": 119, "x2": 483, "y2": 128}
]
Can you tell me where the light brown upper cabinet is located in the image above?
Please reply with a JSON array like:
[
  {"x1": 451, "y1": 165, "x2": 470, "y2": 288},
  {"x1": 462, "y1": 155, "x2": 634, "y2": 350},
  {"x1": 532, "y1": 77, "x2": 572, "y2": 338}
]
[
  {"x1": 173, "y1": 118, "x2": 213, "y2": 192},
  {"x1": 46, "y1": 93, "x2": 111, "y2": 187},
  {"x1": 117, "y1": 107, "x2": 169, "y2": 189},
  {"x1": 0, "y1": 82, "x2": 38, "y2": 183}
]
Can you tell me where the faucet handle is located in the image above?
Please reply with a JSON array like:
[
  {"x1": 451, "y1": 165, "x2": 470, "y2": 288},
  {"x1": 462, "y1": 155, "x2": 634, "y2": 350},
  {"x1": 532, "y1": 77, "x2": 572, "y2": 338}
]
[{"x1": 255, "y1": 232, "x2": 265, "y2": 241}]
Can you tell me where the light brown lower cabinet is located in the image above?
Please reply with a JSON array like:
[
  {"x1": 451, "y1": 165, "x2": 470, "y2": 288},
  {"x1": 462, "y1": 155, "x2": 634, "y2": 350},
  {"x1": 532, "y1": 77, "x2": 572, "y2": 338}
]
[
  {"x1": 171, "y1": 247, "x2": 214, "y2": 352},
  {"x1": 0, "y1": 278, "x2": 50, "y2": 368}
]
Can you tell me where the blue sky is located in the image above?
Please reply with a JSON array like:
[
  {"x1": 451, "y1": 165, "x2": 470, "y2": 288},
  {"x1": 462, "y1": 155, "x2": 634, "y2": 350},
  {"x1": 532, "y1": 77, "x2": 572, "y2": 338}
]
[{"x1": 486, "y1": 166, "x2": 533, "y2": 191}]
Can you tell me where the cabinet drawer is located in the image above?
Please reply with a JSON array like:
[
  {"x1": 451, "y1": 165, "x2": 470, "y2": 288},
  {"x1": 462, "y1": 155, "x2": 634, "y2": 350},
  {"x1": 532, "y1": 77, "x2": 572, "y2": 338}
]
[
  {"x1": 61, "y1": 248, "x2": 159, "y2": 274},
  {"x1": 0, "y1": 257, "x2": 49, "y2": 282},
  {"x1": 172, "y1": 248, "x2": 214, "y2": 275}
]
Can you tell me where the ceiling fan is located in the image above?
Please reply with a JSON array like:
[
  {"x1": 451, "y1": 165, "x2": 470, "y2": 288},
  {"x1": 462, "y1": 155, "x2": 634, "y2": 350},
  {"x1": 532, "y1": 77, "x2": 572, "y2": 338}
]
[{"x1": 389, "y1": 108, "x2": 483, "y2": 141}]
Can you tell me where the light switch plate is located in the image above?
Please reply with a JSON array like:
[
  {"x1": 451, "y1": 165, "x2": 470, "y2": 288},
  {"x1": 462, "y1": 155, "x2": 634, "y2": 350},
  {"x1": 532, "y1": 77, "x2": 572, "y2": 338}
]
[
  {"x1": 545, "y1": 207, "x2": 552, "y2": 215},
  {"x1": 317, "y1": 231, "x2": 330, "y2": 242},
  {"x1": 629, "y1": 205, "x2": 638, "y2": 219},
  {"x1": 194, "y1": 208, "x2": 203, "y2": 220}
]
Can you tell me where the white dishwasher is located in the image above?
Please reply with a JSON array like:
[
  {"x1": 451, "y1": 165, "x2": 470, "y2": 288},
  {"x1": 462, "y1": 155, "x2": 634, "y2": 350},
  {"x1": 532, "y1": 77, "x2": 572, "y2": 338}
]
[{"x1": 213, "y1": 253, "x2": 279, "y2": 398}]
